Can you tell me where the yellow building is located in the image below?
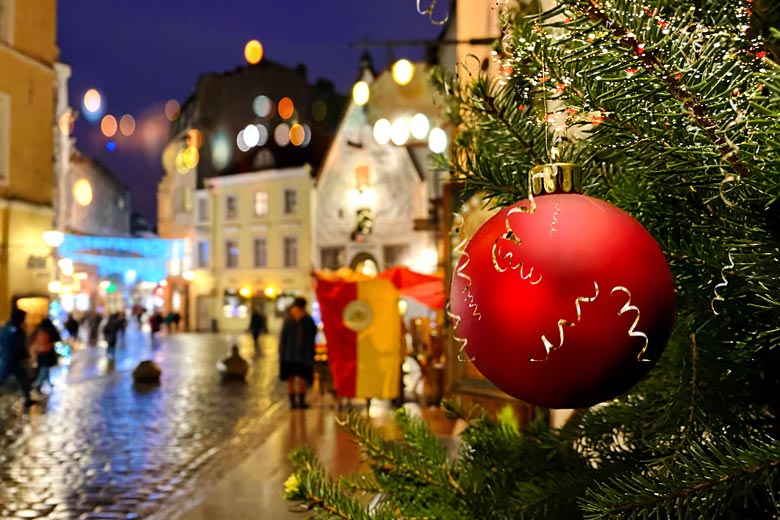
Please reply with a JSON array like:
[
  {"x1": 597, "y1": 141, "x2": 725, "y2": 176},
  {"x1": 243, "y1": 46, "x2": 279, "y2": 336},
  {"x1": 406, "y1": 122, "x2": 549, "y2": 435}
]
[
  {"x1": 190, "y1": 166, "x2": 314, "y2": 333},
  {"x1": 0, "y1": 0, "x2": 57, "y2": 323}
]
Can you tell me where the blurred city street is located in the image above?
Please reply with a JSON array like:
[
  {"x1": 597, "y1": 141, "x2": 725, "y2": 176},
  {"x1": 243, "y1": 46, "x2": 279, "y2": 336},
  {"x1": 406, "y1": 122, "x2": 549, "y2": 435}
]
[{"x1": 0, "y1": 325, "x2": 288, "y2": 519}]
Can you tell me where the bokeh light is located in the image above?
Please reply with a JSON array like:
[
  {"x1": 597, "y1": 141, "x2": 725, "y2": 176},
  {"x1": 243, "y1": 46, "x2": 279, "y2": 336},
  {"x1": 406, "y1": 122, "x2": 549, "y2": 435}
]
[
  {"x1": 105, "y1": 141, "x2": 117, "y2": 152},
  {"x1": 211, "y1": 131, "x2": 231, "y2": 170},
  {"x1": 428, "y1": 127, "x2": 448, "y2": 154},
  {"x1": 255, "y1": 124, "x2": 269, "y2": 147},
  {"x1": 186, "y1": 128, "x2": 203, "y2": 148},
  {"x1": 73, "y1": 179, "x2": 93, "y2": 206},
  {"x1": 183, "y1": 145, "x2": 199, "y2": 169},
  {"x1": 373, "y1": 119, "x2": 392, "y2": 144},
  {"x1": 243, "y1": 124, "x2": 260, "y2": 147},
  {"x1": 289, "y1": 123, "x2": 305, "y2": 146},
  {"x1": 392, "y1": 59, "x2": 415, "y2": 85},
  {"x1": 278, "y1": 97, "x2": 294, "y2": 119},
  {"x1": 83, "y1": 89, "x2": 102, "y2": 113},
  {"x1": 301, "y1": 124, "x2": 312, "y2": 147},
  {"x1": 391, "y1": 117, "x2": 410, "y2": 145},
  {"x1": 100, "y1": 115, "x2": 117, "y2": 137},
  {"x1": 410, "y1": 113, "x2": 430, "y2": 140},
  {"x1": 165, "y1": 99, "x2": 181, "y2": 121},
  {"x1": 58, "y1": 112, "x2": 74, "y2": 136},
  {"x1": 236, "y1": 130, "x2": 250, "y2": 152},
  {"x1": 311, "y1": 100, "x2": 327, "y2": 122},
  {"x1": 244, "y1": 39, "x2": 264, "y2": 65},
  {"x1": 352, "y1": 81, "x2": 370, "y2": 106},
  {"x1": 253, "y1": 95, "x2": 273, "y2": 118},
  {"x1": 274, "y1": 123, "x2": 290, "y2": 146},
  {"x1": 175, "y1": 150, "x2": 189, "y2": 174},
  {"x1": 119, "y1": 114, "x2": 136, "y2": 136}
]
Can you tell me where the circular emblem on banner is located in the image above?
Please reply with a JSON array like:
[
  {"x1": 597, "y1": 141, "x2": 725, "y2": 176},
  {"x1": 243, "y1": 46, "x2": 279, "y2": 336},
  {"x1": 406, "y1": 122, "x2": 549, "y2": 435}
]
[{"x1": 343, "y1": 300, "x2": 372, "y2": 332}]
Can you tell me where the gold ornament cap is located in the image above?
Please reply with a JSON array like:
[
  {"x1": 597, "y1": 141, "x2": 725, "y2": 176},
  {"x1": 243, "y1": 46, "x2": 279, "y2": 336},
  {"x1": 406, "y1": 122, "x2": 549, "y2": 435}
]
[{"x1": 529, "y1": 163, "x2": 582, "y2": 195}]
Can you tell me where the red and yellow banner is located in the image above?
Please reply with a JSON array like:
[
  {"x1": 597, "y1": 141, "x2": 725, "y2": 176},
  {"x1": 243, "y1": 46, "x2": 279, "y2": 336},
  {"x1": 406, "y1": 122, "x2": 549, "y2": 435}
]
[{"x1": 315, "y1": 275, "x2": 402, "y2": 399}]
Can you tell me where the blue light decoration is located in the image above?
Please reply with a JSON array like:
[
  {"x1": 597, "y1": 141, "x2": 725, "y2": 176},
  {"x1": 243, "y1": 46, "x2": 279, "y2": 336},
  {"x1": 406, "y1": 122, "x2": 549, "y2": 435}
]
[
  {"x1": 106, "y1": 141, "x2": 117, "y2": 151},
  {"x1": 58, "y1": 234, "x2": 185, "y2": 282}
]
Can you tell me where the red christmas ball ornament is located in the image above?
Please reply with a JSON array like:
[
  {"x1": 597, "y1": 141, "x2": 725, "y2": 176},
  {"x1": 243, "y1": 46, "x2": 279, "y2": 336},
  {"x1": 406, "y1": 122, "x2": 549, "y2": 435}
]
[{"x1": 450, "y1": 164, "x2": 675, "y2": 408}]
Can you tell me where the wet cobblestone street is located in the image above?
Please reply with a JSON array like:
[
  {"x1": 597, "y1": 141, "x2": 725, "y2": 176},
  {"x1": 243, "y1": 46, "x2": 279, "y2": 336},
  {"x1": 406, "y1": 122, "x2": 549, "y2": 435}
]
[{"x1": 0, "y1": 326, "x2": 286, "y2": 519}]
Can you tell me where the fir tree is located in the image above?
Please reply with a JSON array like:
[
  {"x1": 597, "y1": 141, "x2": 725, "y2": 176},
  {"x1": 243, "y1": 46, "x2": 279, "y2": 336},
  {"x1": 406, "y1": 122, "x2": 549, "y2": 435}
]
[{"x1": 287, "y1": 1, "x2": 780, "y2": 518}]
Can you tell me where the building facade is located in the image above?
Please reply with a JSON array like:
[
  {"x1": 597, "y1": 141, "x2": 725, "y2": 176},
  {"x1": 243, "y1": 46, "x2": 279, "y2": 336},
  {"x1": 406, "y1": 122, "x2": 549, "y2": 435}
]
[
  {"x1": 0, "y1": 0, "x2": 57, "y2": 323},
  {"x1": 188, "y1": 167, "x2": 313, "y2": 333}
]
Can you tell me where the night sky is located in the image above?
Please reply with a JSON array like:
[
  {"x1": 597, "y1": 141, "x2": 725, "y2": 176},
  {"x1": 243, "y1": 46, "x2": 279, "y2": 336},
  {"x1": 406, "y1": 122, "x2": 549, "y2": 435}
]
[{"x1": 57, "y1": 1, "x2": 445, "y2": 224}]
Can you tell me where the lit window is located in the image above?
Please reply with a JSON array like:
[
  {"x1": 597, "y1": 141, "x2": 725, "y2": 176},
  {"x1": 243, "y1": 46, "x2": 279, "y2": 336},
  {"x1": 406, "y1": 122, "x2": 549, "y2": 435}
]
[
  {"x1": 254, "y1": 190, "x2": 268, "y2": 216},
  {"x1": 197, "y1": 240, "x2": 209, "y2": 268},
  {"x1": 283, "y1": 237, "x2": 298, "y2": 267},
  {"x1": 225, "y1": 239, "x2": 239, "y2": 268},
  {"x1": 283, "y1": 189, "x2": 297, "y2": 214},
  {"x1": 253, "y1": 237, "x2": 267, "y2": 267},
  {"x1": 226, "y1": 194, "x2": 238, "y2": 220}
]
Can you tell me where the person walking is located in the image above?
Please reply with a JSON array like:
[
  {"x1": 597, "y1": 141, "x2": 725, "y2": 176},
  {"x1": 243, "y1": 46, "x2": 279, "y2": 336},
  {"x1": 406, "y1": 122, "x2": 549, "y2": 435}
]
[
  {"x1": 0, "y1": 308, "x2": 36, "y2": 408},
  {"x1": 249, "y1": 307, "x2": 268, "y2": 354},
  {"x1": 30, "y1": 318, "x2": 61, "y2": 393},
  {"x1": 278, "y1": 297, "x2": 317, "y2": 409},
  {"x1": 102, "y1": 312, "x2": 122, "y2": 359},
  {"x1": 64, "y1": 313, "x2": 80, "y2": 347}
]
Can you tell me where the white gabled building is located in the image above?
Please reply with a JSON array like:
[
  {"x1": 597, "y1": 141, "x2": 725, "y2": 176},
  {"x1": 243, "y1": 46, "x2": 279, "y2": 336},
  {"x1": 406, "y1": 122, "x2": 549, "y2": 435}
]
[{"x1": 313, "y1": 57, "x2": 440, "y2": 276}]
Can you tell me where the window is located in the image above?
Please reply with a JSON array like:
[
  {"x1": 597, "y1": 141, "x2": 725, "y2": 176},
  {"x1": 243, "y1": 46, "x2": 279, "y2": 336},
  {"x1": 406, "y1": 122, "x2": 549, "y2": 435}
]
[
  {"x1": 197, "y1": 198, "x2": 209, "y2": 223},
  {"x1": 283, "y1": 189, "x2": 297, "y2": 214},
  {"x1": 283, "y1": 237, "x2": 298, "y2": 268},
  {"x1": 320, "y1": 247, "x2": 345, "y2": 270},
  {"x1": 225, "y1": 194, "x2": 238, "y2": 220},
  {"x1": 253, "y1": 237, "x2": 267, "y2": 267},
  {"x1": 197, "y1": 240, "x2": 209, "y2": 268},
  {"x1": 254, "y1": 190, "x2": 268, "y2": 216},
  {"x1": 0, "y1": 91, "x2": 8, "y2": 186},
  {"x1": 383, "y1": 244, "x2": 410, "y2": 268},
  {"x1": 225, "y1": 239, "x2": 239, "y2": 268}
]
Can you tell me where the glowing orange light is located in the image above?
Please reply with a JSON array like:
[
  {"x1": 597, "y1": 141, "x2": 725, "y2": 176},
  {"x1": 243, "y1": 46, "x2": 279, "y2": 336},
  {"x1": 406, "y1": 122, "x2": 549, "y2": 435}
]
[
  {"x1": 186, "y1": 129, "x2": 203, "y2": 149},
  {"x1": 119, "y1": 114, "x2": 136, "y2": 136},
  {"x1": 100, "y1": 115, "x2": 118, "y2": 137},
  {"x1": 165, "y1": 99, "x2": 181, "y2": 121},
  {"x1": 289, "y1": 123, "x2": 305, "y2": 146},
  {"x1": 278, "y1": 97, "x2": 294, "y2": 119},
  {"x1": 244, "y1": 40, "x2": 264, "y2": 65},
  {"x1": 58, "y1": 113, "x2": 74, "y2": 136},
  {"x1": 73, "y1": 179, "x2": 93, "y2": 206}
]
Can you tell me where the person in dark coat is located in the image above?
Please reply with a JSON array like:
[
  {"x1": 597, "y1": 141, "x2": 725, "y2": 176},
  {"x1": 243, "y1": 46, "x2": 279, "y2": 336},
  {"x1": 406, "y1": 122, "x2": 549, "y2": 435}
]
[
  {"x1": 278, "y1": 297, "x2": 317, "y2": 409},
  {"x1": 102, "y1": 312, "x2": 123, "y2": 359},
  {"x1": 64, "y1": 313, "x2": 80, "y2": 345},
  {"x1": 249, "y1": 308, "x2": 268, "y2": 353},
  {"x1": 0, "y1": 308, "x2": 35, "y2": 408},
  {"x1": 30, "y1": 318, "x2": 61, "y2": 392}
]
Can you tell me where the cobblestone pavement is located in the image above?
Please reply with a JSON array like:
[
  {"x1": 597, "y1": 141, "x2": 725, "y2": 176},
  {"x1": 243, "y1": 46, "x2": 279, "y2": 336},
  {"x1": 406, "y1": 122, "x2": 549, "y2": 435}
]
[{"x1": 0, "y1": 325, "x2": 286, "y2": 520}]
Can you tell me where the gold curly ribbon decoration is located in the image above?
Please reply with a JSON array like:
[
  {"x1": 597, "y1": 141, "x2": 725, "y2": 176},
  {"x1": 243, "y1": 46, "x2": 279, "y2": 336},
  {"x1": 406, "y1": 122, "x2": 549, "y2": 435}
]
[
  {"x1": 711, "y1": 250, "x2": 734, "y2": 316},
  {"x1": 449, "y1": 251, "x2": 480, "y2": 362},
  {"x1": 549, "y1": 201, "x2": 561, "y2": 238},
  {"x1": 532, "y1": 281, "x2": 599, "y2": 362},
  {"x1": 491, "y1": 206, "x2": 543, "y2": 284},
  {"x1": 611, "y1": 286, "x2": 651, "y2": 362},
  {"x1": 719, "y1": 174, "x2": 740, "y2": 207},
  {"x1": 416, "y1": 0, "x2": 448, "y2": 25}
]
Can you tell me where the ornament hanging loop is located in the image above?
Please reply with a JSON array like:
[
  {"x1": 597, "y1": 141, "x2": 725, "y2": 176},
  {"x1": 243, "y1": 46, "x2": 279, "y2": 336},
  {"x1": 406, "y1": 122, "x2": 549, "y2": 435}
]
[{"x1": 529, "y1": 163, "x2": 582, "y2": 196}]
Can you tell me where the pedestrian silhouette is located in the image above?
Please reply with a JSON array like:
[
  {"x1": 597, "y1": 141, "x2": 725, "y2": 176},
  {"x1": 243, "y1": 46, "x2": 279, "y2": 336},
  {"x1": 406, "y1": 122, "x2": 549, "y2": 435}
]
[
  {"x1": 218, "y1": 345, "x2": 249, "y2": 381},
  {"x1": 103, "y1": 312, "x2": 123, "y2": 359},
  {"x1": 0, "y1": 308, "x2": 36, "y2": 408},
  {"x1": 30, "y1": 317, "x2": 61, "y2": 393},
  {"x1": 279, "y1": 297, "x2": 316, "y2": 409},
  {"x1": 249, "y1": 308, "x2": 268, "y2": 354}
]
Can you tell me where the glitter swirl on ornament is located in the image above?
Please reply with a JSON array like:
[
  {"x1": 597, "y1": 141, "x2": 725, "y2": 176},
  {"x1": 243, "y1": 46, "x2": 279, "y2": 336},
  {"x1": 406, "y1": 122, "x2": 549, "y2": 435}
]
[
  {"x1": 549, "y1": 201, "x2": 561, "y2": 238},
  {"x1": 533, "y1": 282, "x2": 599, "y2": 362},
  {"x1": 611, "y1": 286, "x2": 650, "y2": 362},
  {"x1": 711, "y1": 250, "x2": 734, "y2": 316},
  {"x1": 450, "y1": 251, "x2": 480, "y2": 362},
  {"x1": 491, "y1": 207, "x2": 542, "y2": 284}
]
